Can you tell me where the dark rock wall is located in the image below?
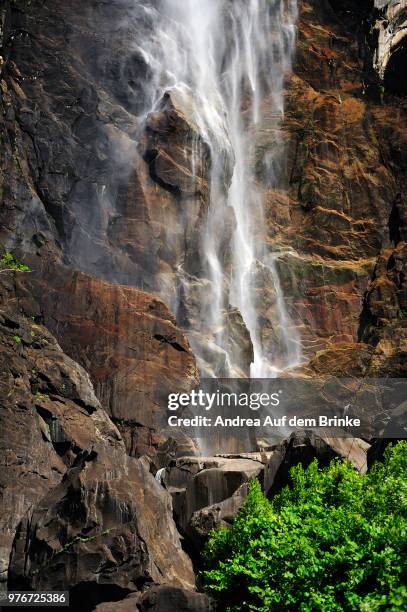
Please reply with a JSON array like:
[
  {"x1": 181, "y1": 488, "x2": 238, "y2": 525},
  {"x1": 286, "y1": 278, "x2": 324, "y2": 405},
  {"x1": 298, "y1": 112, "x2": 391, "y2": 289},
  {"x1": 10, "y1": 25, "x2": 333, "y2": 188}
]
[
  {"x1": 0, "y1": 0, "x2": 406, "y2": 607},
  {"x1": 0, "y1": 278, "x2": 195, "y2": 605}
]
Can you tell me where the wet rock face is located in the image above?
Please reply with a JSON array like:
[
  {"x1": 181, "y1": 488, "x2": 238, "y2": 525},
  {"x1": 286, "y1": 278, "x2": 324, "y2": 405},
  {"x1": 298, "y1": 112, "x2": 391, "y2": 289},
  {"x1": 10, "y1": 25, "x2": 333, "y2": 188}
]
[
  {"x1": 1, "y1": 0, "x2": 252, "y2": 375},
  {"x1": 12, "y1": 265, "x2": 199, "y2": 458},
  {"x1": 142, "y1": 91, "x2": 212, "y2": 199},
  {"x1": 252, "y1": 0, "x2": 407, "y2": 367},
  {"x1": 9, "y1": 449, "x2": 195, "y2": 598},
  {"x1": 0, "y1": 308, "x2": 76, "y2": 586},
  {"x1": 0, "y1": 281, "x2": 195, "y2": 601},
  {"x1": 161, "y1": 455, "x2": 264, "y2": 548},
  {"x1": 0, "y1": 0, "x2": 161, "y2": 288},
  {"x1": 2, "y1": 0, "x2": 407, "y2": 376}
]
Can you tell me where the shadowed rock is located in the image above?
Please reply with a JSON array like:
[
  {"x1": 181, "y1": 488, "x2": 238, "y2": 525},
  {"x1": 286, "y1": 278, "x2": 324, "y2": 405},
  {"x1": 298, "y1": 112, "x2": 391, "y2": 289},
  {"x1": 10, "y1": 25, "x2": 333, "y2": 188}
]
[
  {"x1": 94, "y1": 585, "x2": 214, "y2": 612},
  {"x1": 0, "y1": 285, "x2": 194, "y2": 599}
]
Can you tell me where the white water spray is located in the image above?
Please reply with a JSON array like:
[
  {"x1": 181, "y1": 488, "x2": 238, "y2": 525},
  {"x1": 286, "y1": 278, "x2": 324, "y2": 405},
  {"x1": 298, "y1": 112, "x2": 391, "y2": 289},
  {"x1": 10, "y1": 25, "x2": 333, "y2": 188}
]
[{"x1": 138, "y1": 0, "x2": 301, "y2": 377}]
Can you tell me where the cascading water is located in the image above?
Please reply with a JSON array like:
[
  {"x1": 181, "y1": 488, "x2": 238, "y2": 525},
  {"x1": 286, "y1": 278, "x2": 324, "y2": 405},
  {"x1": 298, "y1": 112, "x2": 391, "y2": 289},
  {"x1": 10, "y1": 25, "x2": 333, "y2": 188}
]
[{"x1": 138, "y1": 0, "x2": 302, "y2": 377}]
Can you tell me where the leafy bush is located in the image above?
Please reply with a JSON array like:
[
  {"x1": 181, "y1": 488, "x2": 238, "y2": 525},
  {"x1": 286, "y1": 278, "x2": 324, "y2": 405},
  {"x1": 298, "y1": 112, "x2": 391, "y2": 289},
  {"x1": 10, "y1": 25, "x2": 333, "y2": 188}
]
[
  {"x1": 202, "y1": 441, "x2": 407, "y2": 611},
  {"x1": 0, "y1": 251, "x2": 30, "y2": 272}
]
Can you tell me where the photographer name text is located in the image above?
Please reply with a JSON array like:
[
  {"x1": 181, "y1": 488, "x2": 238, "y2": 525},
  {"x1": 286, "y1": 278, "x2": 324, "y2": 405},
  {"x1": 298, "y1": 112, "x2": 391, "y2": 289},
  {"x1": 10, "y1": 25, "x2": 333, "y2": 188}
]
[{"x1": 167, "y1": 415, "x2": 361, "y2": 428}]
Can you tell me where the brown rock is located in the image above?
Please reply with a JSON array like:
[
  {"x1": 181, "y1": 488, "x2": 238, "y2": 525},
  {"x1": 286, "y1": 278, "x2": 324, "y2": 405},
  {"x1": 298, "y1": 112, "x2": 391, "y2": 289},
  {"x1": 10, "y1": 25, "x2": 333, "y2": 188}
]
[
  {"x1": 15, "y1": 266, "x2": 199, "y2": 458},
  {"x1": 255, "y1": 0, "x2": 407, "y2": 366},
  {"x1": 142, "y1": 90, "x2": 211, "y2": 198},
  {"x1": 9, "y1": 448, "x2": 195, "y2": 598},
  {"x1": 0, "y1": 283, "x2": 195, "y2": 600}
]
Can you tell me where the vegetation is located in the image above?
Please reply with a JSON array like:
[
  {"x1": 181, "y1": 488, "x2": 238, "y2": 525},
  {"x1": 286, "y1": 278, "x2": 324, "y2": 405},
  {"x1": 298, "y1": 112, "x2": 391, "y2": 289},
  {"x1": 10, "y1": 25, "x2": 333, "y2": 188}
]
[
  {"x1": 35, "y1": 390, "x2": 48, "y2": 400},
  {"x1": 0, "y1": 251, "x2": 30, "y2": 272},
  {"x1": 202, "y1": 442, "x2": 407, "y2": 611}
]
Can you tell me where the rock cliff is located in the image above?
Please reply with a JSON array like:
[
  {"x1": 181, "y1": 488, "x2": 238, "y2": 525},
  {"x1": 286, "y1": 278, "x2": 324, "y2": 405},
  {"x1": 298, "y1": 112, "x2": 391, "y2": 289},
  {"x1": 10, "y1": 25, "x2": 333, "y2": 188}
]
[
  {"x1": 0, "y1": 0, "x2": 406, "y2": 608},
  {"x1": 0, "y1": 276, "x2": 196, "y2": 609}
]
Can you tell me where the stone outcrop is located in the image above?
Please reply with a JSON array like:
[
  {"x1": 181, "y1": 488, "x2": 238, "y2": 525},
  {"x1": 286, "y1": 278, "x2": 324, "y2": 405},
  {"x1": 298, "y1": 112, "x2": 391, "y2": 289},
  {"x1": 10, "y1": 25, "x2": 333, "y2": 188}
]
[
  {"x1": 372, "y1": 1, "x2": 407, "y2": 91},
  {"x1": 160, "y1": 434, "x2": 369, "y2": 548},
  {"x1": 9, "y1": 448, "x2": 195, "y2": 601},
  {"x1": 11, "y1": 264, "x2": 199, "y2": 458},
  {"x1": 161, "y1": 455, "x2": 264, "y2": 547},
  {"x1": 142, "y1": 90, "x2": 211, "y2": 198},
  {"x1": 0, "y1": 282, "x2": 195, "y2": 603}
]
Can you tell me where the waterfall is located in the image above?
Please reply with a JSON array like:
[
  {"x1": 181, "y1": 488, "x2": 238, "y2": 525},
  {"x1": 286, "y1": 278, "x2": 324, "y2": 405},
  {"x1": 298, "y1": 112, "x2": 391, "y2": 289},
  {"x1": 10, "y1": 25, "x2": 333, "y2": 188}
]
[
  {"x1": 155, "y1": 467, "x2": 166, "y2": 484},
  {"x1": 137, "y1": 0, "x2": 301, "y2": 377}
]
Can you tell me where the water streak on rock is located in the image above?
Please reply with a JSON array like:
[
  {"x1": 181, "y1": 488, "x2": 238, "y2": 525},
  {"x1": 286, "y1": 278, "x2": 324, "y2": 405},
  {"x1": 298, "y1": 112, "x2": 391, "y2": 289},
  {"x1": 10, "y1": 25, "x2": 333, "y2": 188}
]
[{"x1": 139, "y1": 0, "x2": 302, "y2": 376}]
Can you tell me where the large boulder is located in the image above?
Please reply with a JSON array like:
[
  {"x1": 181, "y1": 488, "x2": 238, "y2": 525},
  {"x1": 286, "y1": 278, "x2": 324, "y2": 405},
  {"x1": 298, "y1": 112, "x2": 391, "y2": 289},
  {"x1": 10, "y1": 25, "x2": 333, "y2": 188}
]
[
  {"x1": 142, "y1": 90, "x2": 212, "y2": 198},
  {"x1": 161, "y1": 455, "x2": 265, "y2": 547},
  {"x1": 9, "y1": 449, "x2": 195, "y2": 600}
]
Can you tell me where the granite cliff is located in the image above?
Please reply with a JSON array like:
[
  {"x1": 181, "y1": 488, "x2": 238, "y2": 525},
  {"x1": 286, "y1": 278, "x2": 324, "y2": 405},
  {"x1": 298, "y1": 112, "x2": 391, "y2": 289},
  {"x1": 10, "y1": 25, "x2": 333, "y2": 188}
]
[{"x1": 0, "y1": 0, "x2": 406, "y2": 609}]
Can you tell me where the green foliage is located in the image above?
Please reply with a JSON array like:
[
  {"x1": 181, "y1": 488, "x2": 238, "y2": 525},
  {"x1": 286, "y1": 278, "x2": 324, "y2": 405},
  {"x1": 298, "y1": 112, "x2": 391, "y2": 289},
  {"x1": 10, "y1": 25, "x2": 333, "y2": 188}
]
[
  {"x1": 35, "y1": 390, "x2": 48, "y2": 400},
  {"x1": 202, "y1": 442, "x2": 407, "y2": 611},
  {"x1": 0, "y1": 251, "x2": 30, "y2": 272},
  {"x1": 399, "y1": 309, "x2": 407, "y2": 320},
  {"x1": 12, "y1": 335, "x2": 22, "y2": 344}
]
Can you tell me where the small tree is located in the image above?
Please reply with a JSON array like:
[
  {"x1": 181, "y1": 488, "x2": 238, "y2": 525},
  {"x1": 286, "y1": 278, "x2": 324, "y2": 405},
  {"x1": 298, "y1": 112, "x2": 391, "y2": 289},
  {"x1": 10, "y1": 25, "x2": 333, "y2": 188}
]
[{"x1": 202, "y1": 441, "x2": 407, "y2": 611}]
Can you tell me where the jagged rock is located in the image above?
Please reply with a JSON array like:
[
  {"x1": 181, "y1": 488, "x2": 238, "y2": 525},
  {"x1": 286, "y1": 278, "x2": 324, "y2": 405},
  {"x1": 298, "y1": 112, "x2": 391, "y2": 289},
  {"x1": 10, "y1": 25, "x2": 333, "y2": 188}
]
[
  {"x1": 162, "y1": 455, "x2": 264, "y2": 547},
  {"x1": 187, "y1": 482, "x2": 249, "y2": 547},
  {"x1": 153, "y1": 434, "x2": 200, "y2": 471},
  {"x1": 255, "y1": 0, "x2": 407, "y2": 364},
  {"x1": 0, "y1": 308, "x2": 78, "y2": 586},
  {"x1": 142, "y1": 90, "x2": 211, "y2": 198},
  {"x1": 13, "y1": 265, "x2": 199, "y2": 458},
  {"x1": 219, "y1": 307, "x2": 254, "y2": 377},
  {"x1": 373, "y1": 1, "x2": 407, "y2": 91},
  {"x1": 9, "y1": 448, "x2": 195, "y2": 600},
  {"x1": 0, "y1": 293, "x2": 195, "y2": 601}
]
